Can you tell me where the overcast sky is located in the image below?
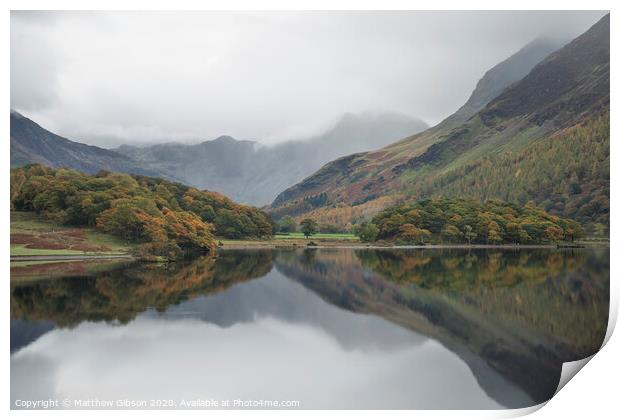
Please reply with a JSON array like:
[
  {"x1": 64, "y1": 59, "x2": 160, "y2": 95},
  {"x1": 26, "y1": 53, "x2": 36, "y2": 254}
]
[{"x1": 11, "y1": 10, "x2": 606, "y2": 147}]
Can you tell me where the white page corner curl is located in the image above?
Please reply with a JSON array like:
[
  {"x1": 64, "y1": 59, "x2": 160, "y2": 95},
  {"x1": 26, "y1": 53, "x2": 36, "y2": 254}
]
[{"x1": 554, "y1": 355, "x2": 595, "y2": 397}]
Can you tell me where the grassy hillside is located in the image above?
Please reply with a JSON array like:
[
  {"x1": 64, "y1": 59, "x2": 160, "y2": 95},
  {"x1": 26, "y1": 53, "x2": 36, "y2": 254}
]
[
  {"x1": 269, "y1": 15, "x2": 610, "y2": 236},
  {"x1": 407, "y1": 115, "x2": 609, "y2": 234},
  {"x1": 11, "y1": 211, "x2": 133, "y2": 257}
]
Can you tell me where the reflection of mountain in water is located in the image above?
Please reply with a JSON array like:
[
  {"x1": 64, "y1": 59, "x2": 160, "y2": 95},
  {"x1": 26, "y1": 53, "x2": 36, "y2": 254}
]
[
  {"x1": 11, "y1": 248, "x2": 609, "y2": 408},
  {"x1": 158, "y1": 269, "x2": 429, "y2": 353},
  {"x1": 10, "y1": 319, "x2": 55, "y2": 353},
  {"x1": 273, "y1": 248, "x2": 609, "y2": 406}
]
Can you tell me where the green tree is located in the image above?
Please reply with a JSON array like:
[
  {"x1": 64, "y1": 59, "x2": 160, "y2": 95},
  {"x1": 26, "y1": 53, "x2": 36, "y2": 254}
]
[
  {"x1": 357, "y1": 222, "x2": 379, "y2": 243},
  {"x1": 300, "y1": 218, "x2": 318, "y2": 238},
  {"x1": 562, "y1": 219, "x2": 584, "y2": 242},
  {"x1": 506, "y1": 222, "x2": 531, "y2": 244},
  {"x1": 440, "y1": 224, "x2": 462, "y2": 243},
  {"x1": 487, "y1": 221, "x2": 503, "y2": 244},
  {"x1": 370, "y1": 197, "x2": 585, "y2": 245},
  {"x1": 464, "y1": 225, "x2": 477, "y2": 245},
  {"x1": 593, "y1": 223, "x2": 606, "y2": 238},
  {"x1": 279, "y1": 215, "x2": 297, "y2": 233}
]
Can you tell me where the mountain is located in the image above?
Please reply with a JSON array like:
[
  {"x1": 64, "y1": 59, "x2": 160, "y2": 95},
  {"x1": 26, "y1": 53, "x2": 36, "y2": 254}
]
[
  {"x1": 115, "y1": 112, "x2": 428, "y2": 206},
  {"x1": 444, "y1": 36, "x2": 566, "y2": 127},
  {"x1": 10, "y1": 111, "x2": 161, "y2": 177},
  {"x1": 269, "y1": 14, "x2": 610, "y2": 235},
  {"x1": 11, "y1": 108, "x2": 426, "y2": 207}
]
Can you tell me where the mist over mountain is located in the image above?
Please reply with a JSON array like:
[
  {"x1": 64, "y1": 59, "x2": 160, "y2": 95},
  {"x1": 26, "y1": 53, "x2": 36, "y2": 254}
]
[
  {"x1": 114, "y1": 112, "x2": 427, "y2": 206},
  {"x1": 11, "y1": 109, "x2": 426, "y2": 206},
  {"x1": 12, "y1": 11, "x2": 604, "y2": 149},
  {"x1": 270, "y1": 33, "x2": 572, "y2": 213},
  {"x1": 10, "y1": 12, "x2": 608, "y2": 234},
  {"x1": 270, "y1": 14, "x2": 609, "y2": 234},
  {"x1": 444, "y1": 36, "x2": 566, "y2": 127},
  {"x1": 10, "y1": 110, "x2": 162, "y2": 177}
]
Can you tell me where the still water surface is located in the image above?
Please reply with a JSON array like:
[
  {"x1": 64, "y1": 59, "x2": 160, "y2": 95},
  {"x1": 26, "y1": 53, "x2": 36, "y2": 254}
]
[{"x1": 11, "y1": 248, "x2": 609, "y2": 409}]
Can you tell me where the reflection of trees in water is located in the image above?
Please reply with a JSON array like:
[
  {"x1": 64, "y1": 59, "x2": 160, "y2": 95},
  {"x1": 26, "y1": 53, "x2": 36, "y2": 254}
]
[
  {"x1": 274, "y1": 248, "x2": 609, "y2": 406},
  {"x1": 299, "y1": 248, "x2": 318, "y2": 267},
  {"x1": 11, "y1": 248, "x2": 610, "y2": 407},
  {"x1": 354, "y1": 248, "x2": 609, "y2": 355},
  {"x1": 10, "y1": 250, "x2": 273, "y2": 327},
  {"x1": 355, "y1": 248, "x2": 584, "y2": 288}
]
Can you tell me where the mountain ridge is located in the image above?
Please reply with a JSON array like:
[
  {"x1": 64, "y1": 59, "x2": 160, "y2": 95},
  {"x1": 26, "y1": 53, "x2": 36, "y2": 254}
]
[
  {"x1": 269, "y1": 14, "x2": 610, "y2": 234},
  {"x1": 11, "y1": 109, "x2": 427, "y2": 207},
  {"x1": 445, "y1": 36, "x2": 566, "y2": 127},
  {"x1": 10, "y1": 111, "x2": 164, "y2": 178},
  {"x1": 113, "y1": 111, "x2": 428, "y2": 206}
]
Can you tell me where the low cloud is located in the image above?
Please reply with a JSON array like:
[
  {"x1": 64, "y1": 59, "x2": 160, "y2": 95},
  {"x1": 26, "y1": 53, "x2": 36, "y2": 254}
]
[{"x1": 10, "y1": 10, "x2": 606, "y2": 147}]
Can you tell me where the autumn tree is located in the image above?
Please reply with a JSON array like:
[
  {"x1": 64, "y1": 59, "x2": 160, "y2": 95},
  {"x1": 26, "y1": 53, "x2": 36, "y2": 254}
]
[
  {"x1": 544, "y1": 225, "x2": 564, "y2": 243},
  {"x1": 440, "y1": 224, "x2": 462, "y2": 243},
  {"x1": 10, "y1": 164, "x2": 274, "y2": 258},
  {"x1": 399, "y1": 224, "x2": 431, "y2": 244}
]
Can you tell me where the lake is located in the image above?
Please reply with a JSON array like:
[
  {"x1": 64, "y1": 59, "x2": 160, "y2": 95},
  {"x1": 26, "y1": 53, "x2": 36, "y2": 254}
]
[{"x1": 10, "y1": 248, "x2": 609, "y2": 409}]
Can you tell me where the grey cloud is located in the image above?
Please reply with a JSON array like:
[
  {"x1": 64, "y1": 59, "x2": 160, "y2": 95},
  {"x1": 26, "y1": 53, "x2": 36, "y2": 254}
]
[
  {"x1": 10, "y1": 10, "x2": 607, "y2": 147},
  {"x1": 11, "y1": 13, "x2": 61, "y2": 111}
]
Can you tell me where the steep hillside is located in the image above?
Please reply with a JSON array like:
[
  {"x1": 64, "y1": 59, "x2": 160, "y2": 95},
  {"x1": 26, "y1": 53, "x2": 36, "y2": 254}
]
[
  {"x1": 10, "y1": 111, "x2": 161, "y2": 177},
  {"x1": 445, "y1": 36, "x2": 565, "y2": 127},
  {"x1": 408, "y1": 115, "x2": 609, "y2": 233},
  {"x1": 270, "y1": 15, "x2": 609, "y2": 234},
  {"x1": 116, "y1": 112, "x2": 427, "y2": 206}
]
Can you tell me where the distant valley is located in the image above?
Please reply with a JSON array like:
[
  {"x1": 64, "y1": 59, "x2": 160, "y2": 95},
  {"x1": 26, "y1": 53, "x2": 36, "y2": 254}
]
[
  {"x1": 113, "y1": 112, "x2": 427, "y2": 206},
  {"x1": 11, "y1": 111, "x2": 427, "y2": 206}
]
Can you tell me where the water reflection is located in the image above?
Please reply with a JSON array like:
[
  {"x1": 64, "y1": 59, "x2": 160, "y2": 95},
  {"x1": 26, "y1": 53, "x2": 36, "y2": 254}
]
[
  {"x1": 11, "y1": 248, "x2": 609, "y2": 409},
  {"x1": 11, "y1": 252, "x2": 272, "y2": 327}
]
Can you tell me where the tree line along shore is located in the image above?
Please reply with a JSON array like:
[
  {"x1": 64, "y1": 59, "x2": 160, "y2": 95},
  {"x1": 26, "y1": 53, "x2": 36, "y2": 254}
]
[{"x1": 11, "y1": 164, "x2": 594, "y2": 261}]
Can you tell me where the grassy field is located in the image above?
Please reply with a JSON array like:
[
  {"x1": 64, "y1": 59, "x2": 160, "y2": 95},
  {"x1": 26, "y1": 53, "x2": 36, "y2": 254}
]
[
  {"x1": 11, "y1": 259, "x2": 82, "y2": 267},
  {"x1": 10, "y1": 212, "x2": 60, "y2": 232},
  {"x1": 11, "y1": 259, "x2": 134, "y2": 283},
  {"x1": 10, "y1": 244, "x2": 86, "y2": 256},
  {"x1": 274, "y1": 232, "x2": 359, "y2": 241},
  {"x1": 219, "y1": 232, "x2": 361, "y2": 249},
  {"x1": 10, "y1": 212, "x2": 362, "y2": 257},
  {"x1": 11, "y1": 211, "x2": 134, "y2": 257}
]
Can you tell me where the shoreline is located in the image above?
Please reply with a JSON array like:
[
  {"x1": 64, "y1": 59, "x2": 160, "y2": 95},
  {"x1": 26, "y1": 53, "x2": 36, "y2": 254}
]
[
  {"x1": 10, "y1": 253, "x2": 133, "y2": 262},
  {"x1": 9, "y1": 242, "x2": 606, "y2": 262},
  {"x1": 219, "y1": 241, "x2": 603, "y2": 250}
]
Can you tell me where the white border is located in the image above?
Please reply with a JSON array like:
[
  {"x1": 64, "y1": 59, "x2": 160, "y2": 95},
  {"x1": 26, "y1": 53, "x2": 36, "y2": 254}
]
[{"x1": 2, "y1": 2, "x2": 617, "y2": 420}]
